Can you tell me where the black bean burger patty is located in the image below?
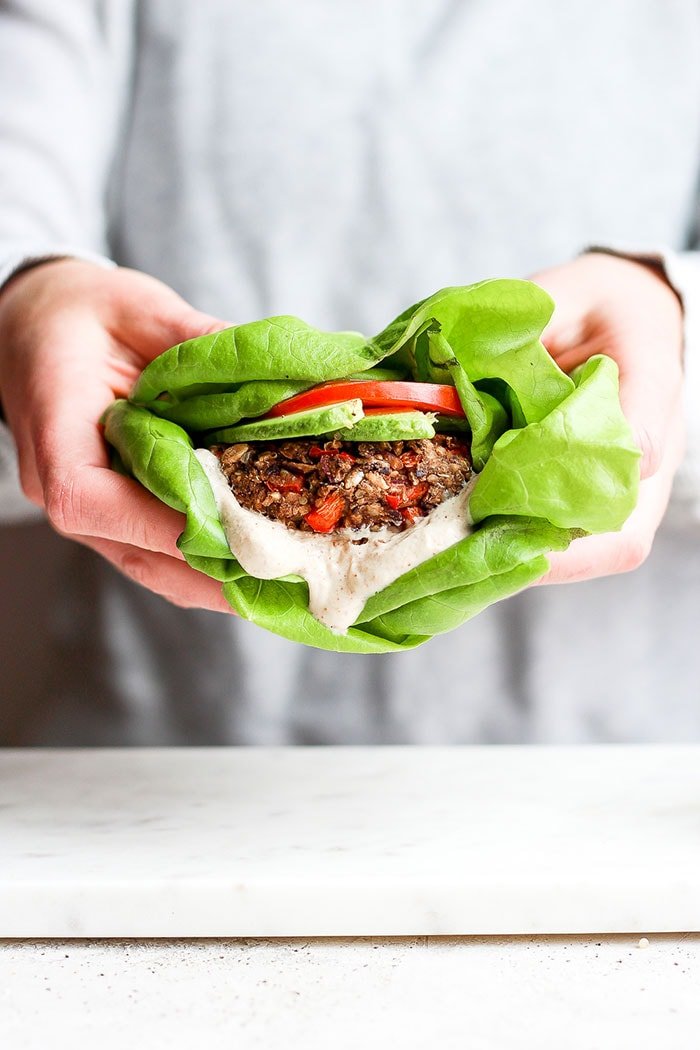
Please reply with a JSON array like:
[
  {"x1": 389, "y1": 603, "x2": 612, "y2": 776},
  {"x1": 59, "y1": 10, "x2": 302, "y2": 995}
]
[{"x1": 211, "y1": 435, "x2": 473, "y2": 534}]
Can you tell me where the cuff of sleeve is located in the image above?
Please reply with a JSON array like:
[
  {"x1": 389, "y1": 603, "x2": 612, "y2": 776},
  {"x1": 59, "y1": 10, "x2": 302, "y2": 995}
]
[
  {"x1": 0, "y1": 244, "x2": 116, "y2": 291},
  {"x1": 586, "y1": 244, "x2": 700, "y2": 520}
]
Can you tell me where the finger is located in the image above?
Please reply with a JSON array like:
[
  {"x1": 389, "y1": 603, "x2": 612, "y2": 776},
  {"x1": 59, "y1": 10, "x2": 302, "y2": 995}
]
[
  {"x1": 1, "y1": 409, "x2": 43, "y2": 506},
  {"x1": 548, "y1": 342, "x2": 681, "y2": 482},
  {"x1": 77, "y1": 534, "x2": 234, "y2": 613},
  {"x1": 538, "y1": 295, "x2": 679, "y2": 482},
  {"x1": 536, "y1": 524, "x2": 652, "y2": 587},
  {"x1": 534, "y1": 262, "x2": 683, "y2": 481},
  {"x1": 110, "y1": 268, "x2": 229, "y2": 361},
  {"x1": 40, "y1": 461, "x2": 188, "y2": 556},
  {"x1": 22, "y1": 322, "x2": 191, "y2": 552},
  {"x1": 544, "y1": 325, "x2": 609, "y2": 373},
  {"x1": 532, "y1": 269, "x2": 591, "y2": 356},
  {"x1": 616, "y1": 356, "x2": 682, "y2": 480}
]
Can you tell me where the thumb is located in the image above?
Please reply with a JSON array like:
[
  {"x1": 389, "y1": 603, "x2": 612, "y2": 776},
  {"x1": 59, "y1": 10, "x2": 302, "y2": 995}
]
[
  {"x1": 113, "y1": 267, "x2": 230, "y2": 360},
  {"x1": 156, "y1": 301, "x2": 230, "y2": 352},
  {"x1": 531, "y1": 267, "x2": 592, "y2": 364}
]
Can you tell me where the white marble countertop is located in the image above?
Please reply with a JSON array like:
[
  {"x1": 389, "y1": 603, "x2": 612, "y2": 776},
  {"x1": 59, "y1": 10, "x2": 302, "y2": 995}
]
[
  {"x1": 2, "y1": 746, "x2": 700, "y2": 937},
  {"x1": 2, "y1": 933, "x2": 699, "y2": 1049},
  {"x1": 2, "y1": 746, "x2": 700, "y2": 1047}
]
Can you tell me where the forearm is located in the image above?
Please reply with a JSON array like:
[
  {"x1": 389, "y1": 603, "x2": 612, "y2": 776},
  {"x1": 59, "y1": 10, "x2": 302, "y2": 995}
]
[
  {"x1": 0, "y1": 1, "x2": 135, "y2": 282},
  {"x1": 0, "y1": 2, "x2": 135, "y2": 518}
]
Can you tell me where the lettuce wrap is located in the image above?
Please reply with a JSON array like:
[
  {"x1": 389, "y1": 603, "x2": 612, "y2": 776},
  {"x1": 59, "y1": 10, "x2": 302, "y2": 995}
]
[{"x1": 102, "y1": 279, "x2": 640, "y2": 654}]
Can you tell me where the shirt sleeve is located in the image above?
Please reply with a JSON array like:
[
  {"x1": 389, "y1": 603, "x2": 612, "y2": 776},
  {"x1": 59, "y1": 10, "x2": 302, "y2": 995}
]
[{"x1": 0, "y1": 0, "x2": 136, "y2": 521}]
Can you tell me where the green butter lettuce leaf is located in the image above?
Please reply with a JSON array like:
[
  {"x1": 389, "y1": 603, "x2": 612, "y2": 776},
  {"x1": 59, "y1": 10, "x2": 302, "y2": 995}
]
[
  {"x1": 362, "y1": 559, "x2": 550, "y2": 641},
  {"x1": 218, "y1": 517, "x2": 573, "y2": 651},
  {"x1": 344, "y1": 367, "x2": 408, "y2": 382},
  {"x1": 336, "y1": 411, "x2": 436, "y2": 442},
  {"x1": 131, "y1": 318, "x2": 377, "y2": 402},
  {"x1": 102, "y1": 400, "x2": 234, "y2": 560},
  {"x1": 428, "y1": 281, "x2": 573, "y2": 422},
  {"x1": 221, "y1": 576, "x2": 429, "y2": 654},
  {"x1": 426, "y1": 330, "x2": 507, "y2": 468},
  {"x1": 356, "y1": 516, "x2": 573, "y2": 624},
  {"x1": 144, "y1": 367, "x2": 413, "y2": 431},
  {"x1": 100, "y1": 278, "x2": 640, "y2": 654},
  {"x1": 433, "y1": 414, "x2": 470, "y2": 433},
  {"x1": 468, "y1": 355, "x2": 641, "y2": 532},
  {"x1": 206, "y1": 400, "x2": 363, "y2": 443},
  {"x1": 144, "y1": 379, "x2": 316, "y2": 430},
  {"x1": 372, "y1": 280, "x2": 570, "y2": 465},
  {"x1": 378, "y1": 280, "x2": 572, "y2": 419}
]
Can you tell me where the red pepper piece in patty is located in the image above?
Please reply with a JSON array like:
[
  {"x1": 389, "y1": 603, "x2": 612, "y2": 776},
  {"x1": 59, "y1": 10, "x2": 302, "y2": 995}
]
[
  {"x1": 385, "y1": 482, "x2": 429, "y2": 510},
  {"x1": 309, "y1": 445, "x2": 355, "y2": 463},
  {"x1": 305, "y1": 491, "x2": 346, "y2": 533},
  {"x1": 265, "y1": 472, "x2": 304, "y2": 494},
  {"x1": 400, "y1": 506, "x2": 425, "y2": 526}
]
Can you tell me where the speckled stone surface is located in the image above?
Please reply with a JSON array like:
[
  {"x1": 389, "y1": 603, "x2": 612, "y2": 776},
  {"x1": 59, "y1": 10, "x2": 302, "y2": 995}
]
[
  {"x1": 1, "y1": 934, "x2": 699, "y2": 1049},
  {"x1": 2, "y1": 746, "x2": 700, "y2": 937}
]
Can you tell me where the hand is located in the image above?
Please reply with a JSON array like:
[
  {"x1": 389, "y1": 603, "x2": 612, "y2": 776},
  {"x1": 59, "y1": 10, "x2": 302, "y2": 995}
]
[
  {"x1": 532, "y1": 251, "x2": 685, "y2": 584},
  {"x1": 0, "y1": 259, "x2": 234, "y2": 611}
]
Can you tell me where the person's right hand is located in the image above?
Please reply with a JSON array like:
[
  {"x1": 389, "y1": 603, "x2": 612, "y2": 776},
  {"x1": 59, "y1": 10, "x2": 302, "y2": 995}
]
[{"x1": 0, "y1": 259, "x2": 234, "y2": 612}]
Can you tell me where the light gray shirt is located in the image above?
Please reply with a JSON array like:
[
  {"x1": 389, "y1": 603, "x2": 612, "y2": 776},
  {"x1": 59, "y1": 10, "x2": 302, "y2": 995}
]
[{"x1": 1, "y1": 0, "x2": 699, "y2": 744}]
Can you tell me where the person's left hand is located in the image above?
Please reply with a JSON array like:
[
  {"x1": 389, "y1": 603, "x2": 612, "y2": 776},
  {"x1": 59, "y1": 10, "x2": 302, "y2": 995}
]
[{"x1": 531, "y1": 251, "x2": 685, "y2": 584}]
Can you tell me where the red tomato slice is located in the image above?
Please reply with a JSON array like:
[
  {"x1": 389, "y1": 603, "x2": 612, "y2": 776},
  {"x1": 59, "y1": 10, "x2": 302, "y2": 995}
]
[
  {"x1": 264, "y1": 381, "x2": 465, "y2": 419},
  {"x1": 361, "y1": 406, "x2": 419, "y2": 415}
]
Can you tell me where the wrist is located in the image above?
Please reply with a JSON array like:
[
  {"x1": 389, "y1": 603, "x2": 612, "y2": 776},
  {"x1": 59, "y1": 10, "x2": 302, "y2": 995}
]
[
  {"x1": 582, "y1": 246, "x2": 683, "y2": 320},
  {"x1": 0, "y1": 256, "x2": 72, "y2": 301},
  {"x1": 0, "y1": 247, "x2": 116, "y2": 306}
]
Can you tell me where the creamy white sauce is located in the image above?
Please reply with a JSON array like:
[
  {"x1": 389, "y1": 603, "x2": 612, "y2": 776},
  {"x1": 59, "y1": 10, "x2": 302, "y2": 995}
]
[{"x1": 196, "y1": 449, "x2": 476, "y2": 634}]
